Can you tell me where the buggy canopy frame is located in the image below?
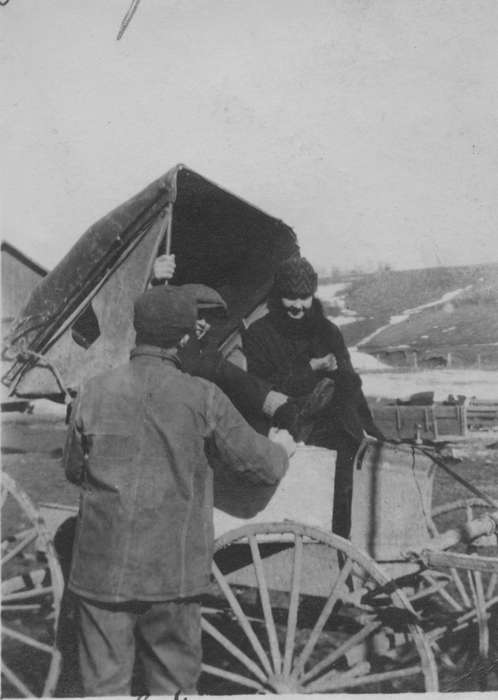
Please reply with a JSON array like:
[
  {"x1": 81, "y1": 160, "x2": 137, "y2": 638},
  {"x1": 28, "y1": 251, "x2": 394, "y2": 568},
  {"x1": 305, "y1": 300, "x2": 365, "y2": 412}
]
[{"x1": 3, "y1": 165, "x2": 298, "y2": 398}]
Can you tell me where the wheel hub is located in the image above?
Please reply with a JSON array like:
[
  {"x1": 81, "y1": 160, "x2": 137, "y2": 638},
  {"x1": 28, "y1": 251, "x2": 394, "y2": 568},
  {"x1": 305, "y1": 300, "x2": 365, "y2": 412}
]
[{"x1": 267, "y1": 673, "x2": 303, "y2": 694}]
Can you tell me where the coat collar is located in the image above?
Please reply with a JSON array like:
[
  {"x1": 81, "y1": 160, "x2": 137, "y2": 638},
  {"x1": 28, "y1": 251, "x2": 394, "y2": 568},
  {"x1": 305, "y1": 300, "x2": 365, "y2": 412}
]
[
  {"x1": 267, "y1": 296, "x2": 325, "y2": 339},
  {"x1": 130, "y1": 344, "x2": 182, "y2": 368}
]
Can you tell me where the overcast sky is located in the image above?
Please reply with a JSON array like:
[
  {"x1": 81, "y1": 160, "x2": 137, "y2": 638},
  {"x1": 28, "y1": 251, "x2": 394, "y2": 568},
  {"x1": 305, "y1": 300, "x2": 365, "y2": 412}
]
[{"x1": 2, "y1": 0, "x2": 498, "y2": 273}]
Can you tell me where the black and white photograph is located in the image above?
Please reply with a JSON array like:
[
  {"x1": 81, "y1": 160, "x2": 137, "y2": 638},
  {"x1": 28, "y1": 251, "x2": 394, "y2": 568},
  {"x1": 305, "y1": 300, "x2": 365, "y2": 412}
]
[{"x1": 2, "y1": 1, "x2": 498, "y2": 696}]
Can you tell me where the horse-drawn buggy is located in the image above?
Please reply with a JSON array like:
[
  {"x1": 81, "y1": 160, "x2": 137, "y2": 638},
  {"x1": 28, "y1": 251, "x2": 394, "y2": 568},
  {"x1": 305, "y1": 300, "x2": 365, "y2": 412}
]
[{"x1": 2, "y1": 165, "x2": 497, "y2": 695}]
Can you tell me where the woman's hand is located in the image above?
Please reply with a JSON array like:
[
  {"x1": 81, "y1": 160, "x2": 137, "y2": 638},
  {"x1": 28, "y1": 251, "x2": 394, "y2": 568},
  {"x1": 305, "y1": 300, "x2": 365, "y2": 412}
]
[{"x1": 309, "y1": 353, "x2": 337, "y2": 372}]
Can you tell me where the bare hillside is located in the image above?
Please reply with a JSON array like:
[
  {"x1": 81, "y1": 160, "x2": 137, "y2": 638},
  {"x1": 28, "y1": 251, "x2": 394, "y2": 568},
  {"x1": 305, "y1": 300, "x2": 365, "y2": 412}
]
[{"x1": 322, "y1": 262, "x2": 498, "y2": 366}]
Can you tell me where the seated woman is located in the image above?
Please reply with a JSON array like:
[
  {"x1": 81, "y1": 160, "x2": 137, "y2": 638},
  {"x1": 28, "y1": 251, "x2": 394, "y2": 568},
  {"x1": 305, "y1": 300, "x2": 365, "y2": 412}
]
[
  {"x1": 241, "y1": 255, "x2": 384, "y2": 538},
  {"x1": 151, "y1": 254, "x2": 336, "y2": 440}
]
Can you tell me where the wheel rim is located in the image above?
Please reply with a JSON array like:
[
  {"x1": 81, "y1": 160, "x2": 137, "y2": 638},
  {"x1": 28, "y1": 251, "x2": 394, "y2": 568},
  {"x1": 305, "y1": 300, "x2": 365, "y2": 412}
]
[
  {"x1": 427, "y1": 500, "x2": 497, "y2": 629},
  {"x1": 1, "y1": 473, "x2": 64, "y2": 697},
  {"x1": 412, "y1": 499, "x2": 498, "y2": 689},
  {"x1": 200, "y1": 521, "x2": 438, "y2": 694}
]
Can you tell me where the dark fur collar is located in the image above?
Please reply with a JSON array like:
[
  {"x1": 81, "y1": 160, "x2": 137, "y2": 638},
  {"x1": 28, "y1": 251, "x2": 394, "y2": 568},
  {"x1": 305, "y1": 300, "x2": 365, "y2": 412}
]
[{"x1": 267, "y1": 296, "x2": 327, "y2": 339}]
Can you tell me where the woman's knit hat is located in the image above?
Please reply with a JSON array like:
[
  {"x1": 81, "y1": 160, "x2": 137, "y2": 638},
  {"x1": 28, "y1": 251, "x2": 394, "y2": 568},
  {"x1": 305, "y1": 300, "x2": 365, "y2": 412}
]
[{"x1": 273, "y1": 256, "x2": 318, "y2": 298}]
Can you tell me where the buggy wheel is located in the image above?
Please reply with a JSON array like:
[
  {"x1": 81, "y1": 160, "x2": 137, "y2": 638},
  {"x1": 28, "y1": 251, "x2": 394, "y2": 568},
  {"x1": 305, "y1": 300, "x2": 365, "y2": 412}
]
[
  {"x1": 411, "y1": 499, "x2": 498, "y2": 690},
  {"x1": 200, "y1": 521, "x2": 438, "y2": 694},
  {"x1": 1, "y1": 473, "x2": 64, "y2": 697}
]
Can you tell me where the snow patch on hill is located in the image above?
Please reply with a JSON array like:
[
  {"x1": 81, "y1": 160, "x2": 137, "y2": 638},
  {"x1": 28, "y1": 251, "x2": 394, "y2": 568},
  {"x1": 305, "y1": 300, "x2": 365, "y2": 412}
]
[
  {"x1": 317, "y1": 282, "x2": 365, "y2": 327},
  {"x1": 357, "y1": 285, "x2": 473, "y2": 348}
]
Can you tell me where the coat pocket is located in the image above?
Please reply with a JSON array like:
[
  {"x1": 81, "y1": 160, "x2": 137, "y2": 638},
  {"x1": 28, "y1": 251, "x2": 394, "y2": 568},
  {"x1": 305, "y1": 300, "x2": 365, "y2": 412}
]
[{"x1": 88, "y1": 421, "x2": 139, "y2": 461}]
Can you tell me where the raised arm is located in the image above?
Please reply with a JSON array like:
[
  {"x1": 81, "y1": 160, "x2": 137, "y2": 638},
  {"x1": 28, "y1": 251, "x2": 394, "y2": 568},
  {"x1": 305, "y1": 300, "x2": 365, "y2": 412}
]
[{"x1": 207, "y1": 383, "x2": 293, "y2": 485}]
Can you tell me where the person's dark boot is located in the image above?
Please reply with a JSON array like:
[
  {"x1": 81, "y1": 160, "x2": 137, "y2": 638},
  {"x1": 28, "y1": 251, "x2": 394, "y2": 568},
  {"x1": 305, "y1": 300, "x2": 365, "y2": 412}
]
[{"x1": 272, "y1": 378, "x2": 336, "y2": 442}]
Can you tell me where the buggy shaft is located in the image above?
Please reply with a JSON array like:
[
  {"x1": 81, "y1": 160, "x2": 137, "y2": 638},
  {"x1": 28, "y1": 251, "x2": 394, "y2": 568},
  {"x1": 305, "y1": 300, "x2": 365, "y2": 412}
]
[{"x1": 418, "y1": 447, "x2": 498, "y2": 509}]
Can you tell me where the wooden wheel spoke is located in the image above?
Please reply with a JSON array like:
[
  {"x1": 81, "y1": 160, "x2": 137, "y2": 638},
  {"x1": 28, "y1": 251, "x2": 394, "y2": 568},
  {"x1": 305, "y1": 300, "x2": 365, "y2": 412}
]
[
  {"x1": 422, "y1": 571, "x2": 463, "y2": 612},
  {"x1": 301, "y1": 619, "x2": 381, "y2": 684},
  {"x1": 211, "y1": 561, "x2": 273, "y2": 675},
  {"x1": 449, "y1": 567, "x2": 472, "y2": 608},
  {"x1": 2, "y1": 623, "x2": 55, "y2": 654},
  {"x1": 308, "y1": 664, "x2": 423, "y2": 692},
  {"x1": 201, "y1": 617, "x2": 267, "y2": 683},
  {"x1": 409, "y1": 580, "x2": 447, "y2": 603},
  {"x1": 2, "y1": 584, "x2": 54, "y2": 603},
  {"x1": 2, "y1": 569, "x2": 46, "y2": 597},
  {"x1": 205, "y1": 522, "x2": 438, "y2": 694},
  {"x1": 473, "y1": 570, "x2": 489, "y2": 658},
  {"x1": 2, "y1": 528, "x2": 38, "y2": 553},
  {"x1": 2, "y1": 476, "x2": 64, "y2": 697},
  {"x1": 291, "y1": 557, "x2": 354, "y2": 679},
  {"x1": 429, "y1": 497, "x2": 497, "y2": 682},
  {"x1": 1, "y1": 528, "x2": 38, "y2": 566},
  {"x1": 486, "y1": 573, "x2": 497, "y2": 600},
  {"x1": 2, "y1": 476, "x2": 41, "y2": 522},
  {"x1": 429, "y1": 601, "x2": 492, "y2": 642},
  {"x1": 282, "y1": 532, "x2": 303, "y2": 676},
  {"x1": 306, "y1": 660, "x2": 371, "y2": 692},
  {"x1": 2, "y1": 660, "x2": 33, "y2": 697},
  {"x1": 249, "y1": 534, "x2": 282, "y2": 674},
  {"x1": 201, "y1": 662, "x2": 265, "y2": 691},
  {"x1": 467, "y1": 569, "x2": 478, "y2": 600},
  {"x1": 42, "y1": 650, "x2": 62, "y2": 697}
]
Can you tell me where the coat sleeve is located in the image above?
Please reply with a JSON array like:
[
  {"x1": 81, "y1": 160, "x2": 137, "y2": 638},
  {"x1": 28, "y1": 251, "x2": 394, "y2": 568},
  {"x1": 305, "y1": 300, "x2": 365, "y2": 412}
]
[
  {"x1": 62, "y1": 391, "x2": 87, "y2": 485},
  {"x1": 242, "y1": 326, "x2": 277, "y2": 382},
  {"x1": 321, "y1": 321, "x2": 384, "y2": 439},
  {"x1": 207, "y1": 384, "x2": 289, "y2": 485},
  {"x1": 321, "y1": 320, "x2": 355, "y2": 373}
]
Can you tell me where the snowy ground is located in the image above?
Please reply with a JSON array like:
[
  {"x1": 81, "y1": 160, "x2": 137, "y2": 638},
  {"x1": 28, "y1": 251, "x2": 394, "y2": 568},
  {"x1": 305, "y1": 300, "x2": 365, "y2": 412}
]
[
  {"x1": 350, "y1": 348, "x2": 390, "y2": 371},
  {"x1": 360, "y1": 368, "x2": 498, "y2": 402},
  {"x1": 316, "y1": 281, "x2": 498, "y2": 402}
]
